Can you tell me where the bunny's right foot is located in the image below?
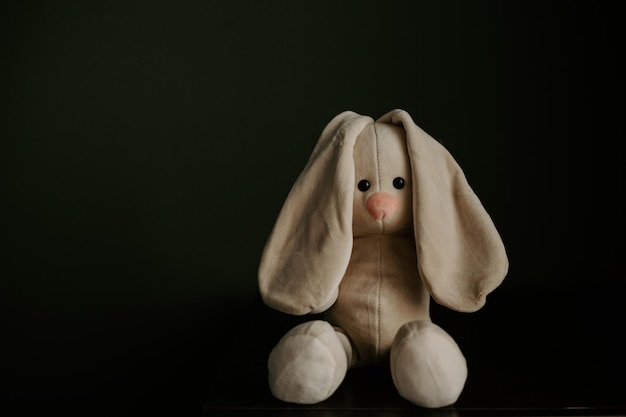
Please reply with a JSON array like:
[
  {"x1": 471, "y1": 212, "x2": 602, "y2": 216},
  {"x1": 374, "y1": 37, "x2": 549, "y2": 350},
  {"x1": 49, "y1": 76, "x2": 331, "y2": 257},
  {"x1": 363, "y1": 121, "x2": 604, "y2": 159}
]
[
  {"x1": 267, "y1": 320, "x2": 351, "y2": 404},
  {"x1": 390, "y1": 320, "x2": 467, "y2": 408}
]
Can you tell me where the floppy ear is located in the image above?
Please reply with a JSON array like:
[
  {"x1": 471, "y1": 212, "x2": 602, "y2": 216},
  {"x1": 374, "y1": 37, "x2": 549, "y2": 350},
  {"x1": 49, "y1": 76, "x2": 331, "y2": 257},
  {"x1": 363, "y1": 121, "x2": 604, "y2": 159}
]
[
  {"x1": 258, "y1": 111, "x2": 375, "y2": 315},
  {"x1": 378, "y1": 109, "x2": 508, "y2": 312}
]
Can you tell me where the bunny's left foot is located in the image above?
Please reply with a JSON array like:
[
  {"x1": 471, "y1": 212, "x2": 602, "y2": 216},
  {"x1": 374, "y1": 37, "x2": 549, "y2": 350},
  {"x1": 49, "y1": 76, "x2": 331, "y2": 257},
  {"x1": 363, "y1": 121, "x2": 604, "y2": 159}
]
[
  {"x1": 390, "y1": 321, "x2": 467, "y2": 408},
  {"x1": 267, "y1": 320, "x2": 351, "y2": 404}
]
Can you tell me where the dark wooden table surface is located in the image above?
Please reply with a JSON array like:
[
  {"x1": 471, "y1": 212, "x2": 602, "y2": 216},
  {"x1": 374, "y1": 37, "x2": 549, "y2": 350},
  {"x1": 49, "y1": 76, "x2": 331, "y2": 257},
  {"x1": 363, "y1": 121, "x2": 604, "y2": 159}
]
[{"x1": 5, "y1": 284, "x2": 624, "y2": 417}]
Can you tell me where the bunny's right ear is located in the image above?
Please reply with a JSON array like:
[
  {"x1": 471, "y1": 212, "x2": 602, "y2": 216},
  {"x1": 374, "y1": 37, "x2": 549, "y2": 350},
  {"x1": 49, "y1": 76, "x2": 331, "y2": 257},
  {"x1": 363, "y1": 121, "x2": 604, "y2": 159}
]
[
  {"x1": 258, "y1": 111, "x2": 374, "y2": 315},
  {"x1": 378, "y1": 109, "x2": 508, "y2": 313}
]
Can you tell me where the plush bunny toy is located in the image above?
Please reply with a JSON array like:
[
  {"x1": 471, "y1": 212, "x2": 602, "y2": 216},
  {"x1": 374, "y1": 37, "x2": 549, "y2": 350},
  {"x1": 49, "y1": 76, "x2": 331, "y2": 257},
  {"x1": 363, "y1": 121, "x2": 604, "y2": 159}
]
[{"x1": 258, "y1": 109, "x2": 508, "y2": 408}]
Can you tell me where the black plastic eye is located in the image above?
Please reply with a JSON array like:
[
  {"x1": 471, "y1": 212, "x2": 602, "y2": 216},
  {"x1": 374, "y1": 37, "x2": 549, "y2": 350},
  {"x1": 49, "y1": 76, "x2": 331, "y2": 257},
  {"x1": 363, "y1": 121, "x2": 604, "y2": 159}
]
[
  {"x1": 357, "y1": 179, "x2": 371, "y2": 192},
  {"x1": 393, "y1": 177, "x2": 405, "y2": 189}
]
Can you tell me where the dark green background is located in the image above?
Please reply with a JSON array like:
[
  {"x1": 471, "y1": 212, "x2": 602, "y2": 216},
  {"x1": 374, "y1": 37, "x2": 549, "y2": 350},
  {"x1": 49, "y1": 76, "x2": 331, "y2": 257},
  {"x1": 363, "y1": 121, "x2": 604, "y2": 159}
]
[{"x1": 2, "y1": 0, "x2": 624, "y2": 415}]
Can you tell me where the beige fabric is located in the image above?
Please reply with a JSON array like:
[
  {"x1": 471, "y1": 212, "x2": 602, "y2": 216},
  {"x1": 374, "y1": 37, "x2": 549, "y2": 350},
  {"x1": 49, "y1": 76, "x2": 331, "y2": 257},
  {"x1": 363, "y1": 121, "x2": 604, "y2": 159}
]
[
  {"x1": 390, "y1": 320, "x2": 467, "y2": 408},
  {"x1": 258, "y1": 109, "x2": 509, "y2": 407},
  {"x1": 258, "y1": 109, "x2": 508, "y2": 316},
  {"x1": 377, "y1": 109, "x2": 509, "y2": 312},
  {"x1": 325, "y1": 233, "x2": 429, "y2": 365},
  {"x1": 258, "y1": 111, "x2": 374, "y2": 315},
  {"x1": 267, "y1": 320, "x2": 350, "y2": 404}
]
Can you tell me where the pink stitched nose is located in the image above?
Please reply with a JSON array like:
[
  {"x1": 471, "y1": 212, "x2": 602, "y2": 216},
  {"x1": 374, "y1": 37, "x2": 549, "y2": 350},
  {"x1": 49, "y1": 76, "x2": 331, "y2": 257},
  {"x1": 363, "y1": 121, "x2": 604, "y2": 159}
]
[{"x1": 366, "y1": 192, "x2": 399, "y2": 220}]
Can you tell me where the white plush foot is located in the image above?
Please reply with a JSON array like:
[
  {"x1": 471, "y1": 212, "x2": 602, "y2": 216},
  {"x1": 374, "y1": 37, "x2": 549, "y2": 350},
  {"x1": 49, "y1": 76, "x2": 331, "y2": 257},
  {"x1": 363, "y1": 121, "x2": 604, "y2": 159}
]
[
  {"x1": 268, "y1": 320, "x2": 350, "y2": 404},
  {"x1": 390, "y1": 321, "x2": 467, "y2": 408}
]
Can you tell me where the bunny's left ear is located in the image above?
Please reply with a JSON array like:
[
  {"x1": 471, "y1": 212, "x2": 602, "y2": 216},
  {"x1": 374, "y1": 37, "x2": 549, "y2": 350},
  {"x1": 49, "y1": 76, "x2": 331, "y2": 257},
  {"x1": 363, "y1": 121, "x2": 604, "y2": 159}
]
[
  {"x1": 378, "y1": 109, "x2": 508, "y2": 312},
  {"x1": 258, "y1": 111, "x2": 374, "y2": 315}
]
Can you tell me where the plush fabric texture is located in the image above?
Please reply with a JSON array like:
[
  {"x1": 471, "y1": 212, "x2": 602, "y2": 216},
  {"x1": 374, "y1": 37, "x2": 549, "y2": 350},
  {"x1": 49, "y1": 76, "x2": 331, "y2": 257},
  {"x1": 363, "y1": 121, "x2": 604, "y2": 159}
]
[
  {"x1": 258, "y1": 109, "x2": 508, "y2": 408},
  {"x1": 390, "y1": 321, "x2": 468, "y2": 408},
  {"x1": 259, "y1": 111, "x2": 374, "y2": 315},
  {"x1": 377, "y1": 109, "x2": 509, "y2": 312},
  {"x1": 267, "y1": 321, "x2": 351, "y2": 404}
]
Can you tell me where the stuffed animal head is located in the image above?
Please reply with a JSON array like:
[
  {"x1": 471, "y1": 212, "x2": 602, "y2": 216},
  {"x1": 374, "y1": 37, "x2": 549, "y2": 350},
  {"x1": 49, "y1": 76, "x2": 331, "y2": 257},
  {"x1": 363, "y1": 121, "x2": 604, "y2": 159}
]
[
  {"x1": 259, "y1": 109, "x2": 508, "y2": 315},
  {"x1": 352, "y1": 122, "x2": 413, "y2": 236}
]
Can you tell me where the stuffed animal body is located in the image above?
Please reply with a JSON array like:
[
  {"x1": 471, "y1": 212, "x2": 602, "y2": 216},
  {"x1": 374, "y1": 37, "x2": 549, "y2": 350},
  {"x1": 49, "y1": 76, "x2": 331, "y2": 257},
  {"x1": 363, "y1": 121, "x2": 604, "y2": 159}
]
[
  {"x1": 325, "y1": 122, "x2": 428, "y2": 365},
  {"x1": 258, "y1": 109, "x2": 508, "y2": 408}
]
